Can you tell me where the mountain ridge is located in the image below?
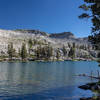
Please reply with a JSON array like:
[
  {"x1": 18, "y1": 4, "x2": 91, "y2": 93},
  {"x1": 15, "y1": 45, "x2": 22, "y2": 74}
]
[
  {"x1": 0, "y1": 29, "x2": 96, "y2": 60},
  {"x1": 0, "y1": 29, "x2": 87, "y2": 38}
]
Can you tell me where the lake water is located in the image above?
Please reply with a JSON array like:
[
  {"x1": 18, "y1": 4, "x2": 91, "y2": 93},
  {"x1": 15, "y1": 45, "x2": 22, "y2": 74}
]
[{"x1": 0, "y1": 61, "x2": 99, "y2": 100}]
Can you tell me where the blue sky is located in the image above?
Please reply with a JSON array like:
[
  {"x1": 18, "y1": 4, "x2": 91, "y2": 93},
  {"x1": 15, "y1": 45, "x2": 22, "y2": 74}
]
[{"x1": 0, "y1": 0, "x2": 92, "y2": 37}]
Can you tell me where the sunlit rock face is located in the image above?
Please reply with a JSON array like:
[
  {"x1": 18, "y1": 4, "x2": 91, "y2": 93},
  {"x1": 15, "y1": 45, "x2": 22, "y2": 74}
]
[{"x1": 0, "y1": 29, "x2": 94, "y2": 57}]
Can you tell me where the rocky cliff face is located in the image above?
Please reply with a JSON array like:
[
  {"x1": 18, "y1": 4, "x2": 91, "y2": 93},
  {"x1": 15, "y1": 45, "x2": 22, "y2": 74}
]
[
  {"x1": 49, "y1": 32, "x2": 75, "y2": 39},
  {"x1": 0, "y1": 29, "x2": 96, "y2": 58}
]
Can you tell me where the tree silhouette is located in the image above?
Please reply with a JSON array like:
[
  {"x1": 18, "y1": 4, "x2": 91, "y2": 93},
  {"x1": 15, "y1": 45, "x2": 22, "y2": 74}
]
[{"x1": 79, "y1": 0, "x2": 100, "y2": 50}]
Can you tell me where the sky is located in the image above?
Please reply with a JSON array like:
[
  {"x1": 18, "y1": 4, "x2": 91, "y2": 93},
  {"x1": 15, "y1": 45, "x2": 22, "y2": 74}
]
[{"x1": 0, "y1": 0, "x2": 92, "y2": 37}]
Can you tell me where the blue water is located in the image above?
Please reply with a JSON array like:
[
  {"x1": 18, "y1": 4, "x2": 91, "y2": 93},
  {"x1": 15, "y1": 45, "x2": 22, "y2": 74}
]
[{"x1": 0, "y1": 61, "x2": 99, "y2": 100}]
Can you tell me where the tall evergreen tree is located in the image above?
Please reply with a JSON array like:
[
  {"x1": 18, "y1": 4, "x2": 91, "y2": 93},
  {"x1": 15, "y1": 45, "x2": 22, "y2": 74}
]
[
  {"x1": 35, "y1": 45, "x2": 42, "y2": 59},
  {"x1": 21, "y1": 43, "x2": 27, "y2": 60},
  {"x1": 62, "y1": 45, "x2": 67, "y2": 56},
  {"x1": 18, "y1": 48, "x2": 21, "y2": 57},
  {"x1": 79, "y1": 0, "x2": 100, "y2": 50},
  {"x1": 72, "y1": 42, "x2": 76, "y2": 48},
  {"x1": 7, "y1": 42, "x2": 16, "y2": 59},
  {"x1": 28, "y1": 38, "x2": 33, "y2": 55},
  {"x1": 68, "y1": 47, "x2": 75, "y2": 59},
  {"x1": 56, "y1": 49, "x2": 60, "y2": 60},
  {"x1": 47, "y1": 45, "x2": 53, "y2": 58},
  {"x1": 35, "y1": 45, "x2": 53, "y2": 59}
]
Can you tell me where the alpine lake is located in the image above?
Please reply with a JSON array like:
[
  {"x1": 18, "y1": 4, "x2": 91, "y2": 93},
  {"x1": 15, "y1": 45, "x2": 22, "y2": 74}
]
[{"x1": 0, "y1": 61, "x2": 99, "y2": 100}]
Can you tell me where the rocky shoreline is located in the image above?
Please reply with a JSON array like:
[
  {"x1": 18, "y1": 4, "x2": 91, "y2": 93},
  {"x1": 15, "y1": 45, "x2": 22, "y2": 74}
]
[
  {"x1": 0, "y1": 57, "x2": 94, "y2": 62},
  {"x1": 79, "y1": 82, "x2": 100, "y2": 100}
]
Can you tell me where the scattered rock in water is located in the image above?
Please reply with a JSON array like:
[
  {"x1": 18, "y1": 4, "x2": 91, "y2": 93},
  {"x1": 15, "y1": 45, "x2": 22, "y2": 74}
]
[
  {"x1": 80, "y1": 97, "x2": 92, "y2": 100},
  {"x1": 79, "y1": 84, "x2": 91, "y2": 90},
  {"x1": 79, "y1": 82, "x2": 100, "y2": 91},
  {"x1": 79, "y1": 82, "x2": 100, "y2": 100},
  {"x1": 80, "y1": 97, "x2": 100, "y2": 100}
]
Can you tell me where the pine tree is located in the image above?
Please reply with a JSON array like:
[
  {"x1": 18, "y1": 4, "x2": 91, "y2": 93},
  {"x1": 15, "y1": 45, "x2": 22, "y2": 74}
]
[
  {"x1": 28, "y1": 38, "x2": 33, "y2": 55},
  {"x1": 56, "y1": 49, "x2": 60, "y2": 60},
  {"x1": 79, "y1": 0, "x2": 100, "y2": 50},
  {"x1": 68, "y1": 47, "x2": 75, "y2": 59},
  {"x1": 35, "y1": 45, "x2": 53, "y2": 60},
  {"x1": 7, "y1": 42, "x2": 16, "y2": 59},
  {"x1": 35, "y1": 45, "x2": 41, "y2": 59},
  {"x1": 47, "y1": 45, "x2": 53, "y2": 58},
  {"x1": 21, "y1": 43, "x2": 27, "y2": 60},
  {"x1": 72, "y1": 42, "x2": 76, "y2": 48},
  {"x1": 18, "y1": 48, "x2": 21, "y2": 57},
  {"x1": 62, "y1": 45, "x2": 67, "y2": 56}
]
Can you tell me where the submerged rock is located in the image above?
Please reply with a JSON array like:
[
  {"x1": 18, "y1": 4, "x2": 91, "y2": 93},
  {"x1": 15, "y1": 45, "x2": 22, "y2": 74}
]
[
  {"x1": 80, "y1": 97, "x2": 92, "y2": 100},
  {"x1": 79, "y1": 85, "x2": 91, "y2": 90}
]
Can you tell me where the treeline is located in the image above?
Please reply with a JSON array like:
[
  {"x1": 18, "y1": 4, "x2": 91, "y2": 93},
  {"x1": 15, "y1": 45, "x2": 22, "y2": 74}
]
[
  {"x1": 35, "y1": 45, "x2": 53, "y2": 60},
  {"x1": 5, "y1": 38, "x2": 93, "y2": 61},
  {"x1": 8, "y1": 42, "x2": 27, "y2": 60}
]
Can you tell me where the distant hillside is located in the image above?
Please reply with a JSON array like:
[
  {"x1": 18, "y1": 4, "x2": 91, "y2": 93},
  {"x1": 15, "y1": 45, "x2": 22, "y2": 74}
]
[
  {"x1": 0, "y1": 29, "x2": 97, "y2": 60},
  {"x1": 14, "y1": 29, "x2": 48, "y2": 36}
]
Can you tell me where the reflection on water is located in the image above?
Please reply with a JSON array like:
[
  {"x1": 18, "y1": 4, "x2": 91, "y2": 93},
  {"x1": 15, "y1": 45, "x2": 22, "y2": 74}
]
[{"x1": 0, "y1": 61, "x2": 99, "y2": 100}]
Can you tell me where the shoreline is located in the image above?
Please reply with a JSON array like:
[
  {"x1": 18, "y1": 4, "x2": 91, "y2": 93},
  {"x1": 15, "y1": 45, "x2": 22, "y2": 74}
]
[
  {"x1": 0, "y1": 58, "x2": 96, "y2": 63},
  {"x1": 79, "y1": 82, "x2": 100, "y2": 100}
]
